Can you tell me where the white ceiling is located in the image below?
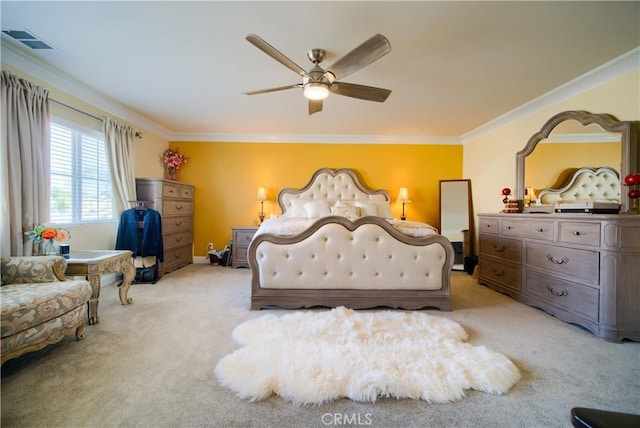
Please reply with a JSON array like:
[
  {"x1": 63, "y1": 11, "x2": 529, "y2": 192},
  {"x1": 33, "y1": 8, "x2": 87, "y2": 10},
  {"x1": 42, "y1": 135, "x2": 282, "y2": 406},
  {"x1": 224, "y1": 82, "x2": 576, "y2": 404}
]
[{"x1": 1, "y1": 1, "x2": 639, "y2": 142}]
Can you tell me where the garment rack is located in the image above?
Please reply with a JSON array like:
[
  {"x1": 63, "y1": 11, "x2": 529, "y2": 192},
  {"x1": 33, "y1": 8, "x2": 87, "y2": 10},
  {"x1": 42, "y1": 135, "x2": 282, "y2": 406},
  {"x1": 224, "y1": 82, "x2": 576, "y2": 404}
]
[{"x1": 128, "y1": 200, "x2": 154, "y2": 210}]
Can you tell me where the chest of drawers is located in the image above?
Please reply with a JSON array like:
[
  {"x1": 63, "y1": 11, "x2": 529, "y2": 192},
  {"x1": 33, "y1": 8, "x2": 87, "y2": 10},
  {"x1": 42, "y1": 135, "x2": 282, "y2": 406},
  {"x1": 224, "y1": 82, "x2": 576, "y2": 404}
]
[
  {"x1": 135, "y1": 178, "x2": 195, "y2": 276},
  {"x1": 231, "y1": 227, "x2": 259, "y2": 268},
  {"x1": 478, "y1": 213, "x2": 640, "y2": 341}
]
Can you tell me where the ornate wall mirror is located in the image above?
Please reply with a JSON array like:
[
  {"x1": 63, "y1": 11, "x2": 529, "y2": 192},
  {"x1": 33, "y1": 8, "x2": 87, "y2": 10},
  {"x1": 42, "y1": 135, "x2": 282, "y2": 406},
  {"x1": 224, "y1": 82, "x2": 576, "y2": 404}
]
[
  {"x1": 439, "y1": 179, "x2": 473, "y2": 271},
  {"x1": 516, "y1": 111, "x2": 639, "y2": 212}
]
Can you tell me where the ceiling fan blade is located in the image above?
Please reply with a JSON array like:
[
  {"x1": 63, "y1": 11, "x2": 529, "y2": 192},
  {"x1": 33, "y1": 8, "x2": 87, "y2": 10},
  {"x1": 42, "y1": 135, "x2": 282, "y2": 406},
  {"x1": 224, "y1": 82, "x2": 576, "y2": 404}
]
[
  {"x1": 244, "y1": 84, "x2": 301, "y2": 95},
  {"x1": 325, "y1": 34, "x2": 391, "y2": 81},
  {"x1": 309, "y1": 99, "x2": 323, "y2": 115},
  {"x1": 246, "y1": 34, "x2": 307, "y2": 77},
  {"x1": 330, "y1": 82, "x2": 391, "y2": 102}
]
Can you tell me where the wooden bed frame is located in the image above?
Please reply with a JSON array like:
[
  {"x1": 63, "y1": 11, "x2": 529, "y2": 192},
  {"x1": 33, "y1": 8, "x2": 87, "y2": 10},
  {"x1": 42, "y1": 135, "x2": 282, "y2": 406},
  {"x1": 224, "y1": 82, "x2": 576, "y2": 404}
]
[{"x1": 248, "y1": 168, "x2": 454, "y2": 311}]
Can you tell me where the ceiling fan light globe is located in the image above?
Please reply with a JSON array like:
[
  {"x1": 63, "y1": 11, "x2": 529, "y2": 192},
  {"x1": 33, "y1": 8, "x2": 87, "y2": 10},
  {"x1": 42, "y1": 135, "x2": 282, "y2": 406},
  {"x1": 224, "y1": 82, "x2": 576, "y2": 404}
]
[{"x1": 304, "y1": 83, "x2": 329, "y2": 100}]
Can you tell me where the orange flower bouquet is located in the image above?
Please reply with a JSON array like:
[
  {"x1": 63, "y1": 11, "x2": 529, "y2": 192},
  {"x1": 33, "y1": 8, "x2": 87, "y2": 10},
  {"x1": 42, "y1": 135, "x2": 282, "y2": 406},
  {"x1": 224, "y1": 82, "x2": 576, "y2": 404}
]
[{"x1": 25, "y1": 224, "x2": 70, "y2": 255}]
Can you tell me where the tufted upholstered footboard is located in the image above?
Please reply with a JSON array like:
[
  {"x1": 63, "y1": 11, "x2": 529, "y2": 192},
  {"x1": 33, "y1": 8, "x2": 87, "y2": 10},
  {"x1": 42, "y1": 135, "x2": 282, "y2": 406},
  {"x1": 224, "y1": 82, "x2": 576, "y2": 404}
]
[{"x1": 248, "y1": 216, "x2": 454, "y2": 310}]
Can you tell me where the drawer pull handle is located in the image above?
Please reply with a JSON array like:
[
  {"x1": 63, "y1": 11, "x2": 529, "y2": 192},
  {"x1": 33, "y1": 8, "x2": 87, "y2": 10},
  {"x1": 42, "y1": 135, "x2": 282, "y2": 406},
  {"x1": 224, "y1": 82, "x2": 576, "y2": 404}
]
[
  {"x1": 175, "y1": 204, "x2": 183, "y2": 210},
  {"x1": 546, "y1": 285, "x2": 568, "y2": 297},
  {"x1": 492, "y1": 269, "x2": 505, "y2": 277},
  {"x1": 485, "y1": 224, "x2": 492, "y2": 228},
  {"x1": 536, "y1": 228, "x2": 544, "y2": 233},
  {"x1": 546, "y1": 253, "x2": 569, "y2": 265},
  {"x1": 491, "y1": 244, "x2": 505, "y2": 252},
  {"x1": 505, "y1": 226, "x2": 512, "y2": 230},
  {"x1": 175, "y1": 221, "x2": 182, "y2": 226},
  {"x1": 572, "y1": 231, "x2": 581, "y2": 236},
  {"x1": 174, "y1": 237, "x2": 182, "y2": 242}
]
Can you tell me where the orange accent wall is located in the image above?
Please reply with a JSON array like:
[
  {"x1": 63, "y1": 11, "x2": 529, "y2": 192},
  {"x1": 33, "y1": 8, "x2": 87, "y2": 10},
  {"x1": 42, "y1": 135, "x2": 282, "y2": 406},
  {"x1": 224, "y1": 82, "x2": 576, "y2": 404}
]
[{"x1": 171, "y1": 142, "x2": 462, "y2": 256}]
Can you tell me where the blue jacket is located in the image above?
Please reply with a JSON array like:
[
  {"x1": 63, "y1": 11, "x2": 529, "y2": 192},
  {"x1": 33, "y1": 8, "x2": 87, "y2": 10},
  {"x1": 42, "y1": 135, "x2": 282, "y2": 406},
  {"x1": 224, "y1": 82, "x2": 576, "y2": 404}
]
[{"x1": 115, "y1": 208, "x2": 164, "y2": 262}]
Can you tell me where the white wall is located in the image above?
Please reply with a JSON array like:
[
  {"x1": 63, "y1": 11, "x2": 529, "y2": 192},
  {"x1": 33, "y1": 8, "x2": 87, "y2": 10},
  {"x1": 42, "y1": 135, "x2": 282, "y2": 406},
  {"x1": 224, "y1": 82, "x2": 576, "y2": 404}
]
[{"x1": 463, "y1": 69, "x2": 640, "y2": 252}]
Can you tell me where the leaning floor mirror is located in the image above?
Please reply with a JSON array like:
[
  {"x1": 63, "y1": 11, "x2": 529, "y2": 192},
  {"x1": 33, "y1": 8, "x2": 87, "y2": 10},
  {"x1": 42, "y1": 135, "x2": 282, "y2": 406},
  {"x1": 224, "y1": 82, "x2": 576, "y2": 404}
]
[{"x1": 439, "y1": 179, "x2": 474, "y2": 271}]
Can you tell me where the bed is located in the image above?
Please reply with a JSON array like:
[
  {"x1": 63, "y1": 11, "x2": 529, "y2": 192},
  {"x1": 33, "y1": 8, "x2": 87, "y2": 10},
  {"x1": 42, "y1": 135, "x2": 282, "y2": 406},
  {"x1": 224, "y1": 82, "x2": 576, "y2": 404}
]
[
  {"x1": 536, "y1": 166, "x2": 621, "y2": 206},
  {"x1": 247, "y1": 168, "x2": 454, "y2": 310}
]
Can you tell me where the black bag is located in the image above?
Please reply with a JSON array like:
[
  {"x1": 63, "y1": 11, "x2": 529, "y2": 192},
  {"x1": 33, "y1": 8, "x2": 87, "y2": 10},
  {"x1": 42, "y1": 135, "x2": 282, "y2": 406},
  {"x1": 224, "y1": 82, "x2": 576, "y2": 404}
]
[
  {"x1": 134, "y1": 267, "x2": 157, "y2": 283},
  {"x1": 219, "y1": 248, "x2": 231, "y2": 267},
  {"x1": 463, "y1": 256, "x2": 478, "y2": 275}
]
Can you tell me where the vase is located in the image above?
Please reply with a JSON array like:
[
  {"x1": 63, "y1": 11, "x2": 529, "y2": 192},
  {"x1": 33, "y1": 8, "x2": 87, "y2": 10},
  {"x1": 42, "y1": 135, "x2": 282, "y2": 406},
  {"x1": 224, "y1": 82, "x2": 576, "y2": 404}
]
[
  {"x1": 41, "y1": 239, "x2": 60, "y2": 256},
  {"x1": 164, "y1": 165, "x2": 178, "y2": 181}
]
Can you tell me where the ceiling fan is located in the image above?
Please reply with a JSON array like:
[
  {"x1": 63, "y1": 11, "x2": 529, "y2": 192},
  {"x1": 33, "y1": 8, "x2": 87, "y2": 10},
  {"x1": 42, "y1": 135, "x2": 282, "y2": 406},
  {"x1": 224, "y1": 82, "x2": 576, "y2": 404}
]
[{"x1": 244, "y1": 34, "x2": 392, "y2": 115}]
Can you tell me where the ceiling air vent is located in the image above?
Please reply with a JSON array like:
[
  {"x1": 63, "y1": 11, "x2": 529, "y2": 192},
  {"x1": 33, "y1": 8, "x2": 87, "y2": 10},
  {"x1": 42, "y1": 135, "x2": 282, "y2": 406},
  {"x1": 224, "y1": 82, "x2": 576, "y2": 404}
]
[{"x1": 2, "y1": 29, "x2": 53, "y2": 50}]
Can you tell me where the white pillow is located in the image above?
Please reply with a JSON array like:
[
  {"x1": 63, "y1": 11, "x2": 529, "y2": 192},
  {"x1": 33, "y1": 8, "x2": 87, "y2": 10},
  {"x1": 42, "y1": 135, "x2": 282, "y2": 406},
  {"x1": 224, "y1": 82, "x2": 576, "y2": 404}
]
[
  {"x1": 288, "y1": 199, "x2": 310, "y2": 218},
  {"x1": 354, "y1": 201, "x2": 378, "y2": 216},
  {"x1": 373, "y1": 201, "x2": 394, "y2": 219},
  {"x1": 304, "y1": 200, "x2": 331, "y2": 218},
  {"x1": 330, "y1": 205, "x2": 362, "y2": 221}
]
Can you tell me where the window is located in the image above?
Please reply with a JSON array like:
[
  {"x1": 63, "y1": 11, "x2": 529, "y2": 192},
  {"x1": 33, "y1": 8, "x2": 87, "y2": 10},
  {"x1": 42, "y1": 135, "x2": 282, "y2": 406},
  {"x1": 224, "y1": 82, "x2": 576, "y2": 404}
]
[{"x1": 50, "y1": 119, "x2": 113, "y2": 224}]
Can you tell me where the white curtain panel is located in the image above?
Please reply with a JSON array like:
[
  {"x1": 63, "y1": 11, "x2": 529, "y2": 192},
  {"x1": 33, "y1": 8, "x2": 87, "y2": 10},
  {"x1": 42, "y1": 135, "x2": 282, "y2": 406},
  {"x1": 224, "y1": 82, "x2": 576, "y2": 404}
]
[
  {"x1": 103, "y1": 117, "x2": 137, "y2": 215},
  {"x1": 0, "y1": 71, "x2": 50, "y2": 256}
]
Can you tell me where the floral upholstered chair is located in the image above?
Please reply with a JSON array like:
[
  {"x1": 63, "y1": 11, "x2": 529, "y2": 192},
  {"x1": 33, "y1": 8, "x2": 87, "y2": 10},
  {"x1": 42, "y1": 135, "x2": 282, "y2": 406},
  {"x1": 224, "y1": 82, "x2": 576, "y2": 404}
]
[{"x1": 1, "y1": 256, "x2": 92, "y2": 364}]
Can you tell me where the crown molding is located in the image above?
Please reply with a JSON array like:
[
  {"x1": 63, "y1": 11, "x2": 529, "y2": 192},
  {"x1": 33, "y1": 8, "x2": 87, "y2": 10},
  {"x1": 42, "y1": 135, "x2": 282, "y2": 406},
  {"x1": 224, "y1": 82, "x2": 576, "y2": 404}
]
[
  {"x1": 462, "y1": 47, "x2": 640, "y2": 144},
  {"x1": 3, "y1": 38, "x2": 637, "y2": 145},
  {"x1": 169, "y1": 132, "x2": 461, "y2": 144},
  {"x1": 1, "y1": 39, "x2": 459, "y2": 145},
  {"x1": 1, "y1": 40, "x2": 173, "y2": 140}
]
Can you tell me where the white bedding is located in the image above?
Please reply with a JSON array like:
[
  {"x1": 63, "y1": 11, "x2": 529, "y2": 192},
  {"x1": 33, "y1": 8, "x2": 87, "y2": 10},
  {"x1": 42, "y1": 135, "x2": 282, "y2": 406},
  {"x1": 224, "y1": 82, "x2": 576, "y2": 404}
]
[{"x1": 256, "y1": 214, "x2": 438, "y2": 238}]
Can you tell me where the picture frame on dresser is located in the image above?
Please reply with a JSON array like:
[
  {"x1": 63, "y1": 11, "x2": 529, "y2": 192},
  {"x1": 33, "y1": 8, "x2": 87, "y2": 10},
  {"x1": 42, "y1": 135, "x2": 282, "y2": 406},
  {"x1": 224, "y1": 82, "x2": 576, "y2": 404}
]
[{"x1": 478, "y1": 111, "x2": 639, "y2": 342}]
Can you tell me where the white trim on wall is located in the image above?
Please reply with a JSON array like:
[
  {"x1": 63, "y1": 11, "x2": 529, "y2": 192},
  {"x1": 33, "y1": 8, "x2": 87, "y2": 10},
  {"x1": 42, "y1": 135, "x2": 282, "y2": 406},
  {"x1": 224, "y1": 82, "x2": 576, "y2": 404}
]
[
  {"x1": 1, "y1": 41, "x2": 173, "y2": 141},
  {"x1": 169, "y1": 132, "x2": 462, "y2": 145},
  {"x1": 3, "y1": 39, "x2": 638, "y2": 145},
  {"x1": 462, "y1": 47, "x2": 640, "y2": 144}
]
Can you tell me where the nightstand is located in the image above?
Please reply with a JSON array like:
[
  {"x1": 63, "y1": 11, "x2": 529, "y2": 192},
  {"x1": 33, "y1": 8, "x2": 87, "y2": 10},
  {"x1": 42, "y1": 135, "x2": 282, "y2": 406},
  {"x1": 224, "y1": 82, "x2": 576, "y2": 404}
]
[{"x1": 231, "y1": 227, "x2": 259, "y2": 268}]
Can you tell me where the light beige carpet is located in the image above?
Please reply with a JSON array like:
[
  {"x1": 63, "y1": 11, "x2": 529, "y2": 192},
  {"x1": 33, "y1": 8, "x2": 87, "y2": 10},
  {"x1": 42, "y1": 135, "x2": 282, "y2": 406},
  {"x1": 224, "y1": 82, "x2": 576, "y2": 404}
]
[{"x1": 1, "y1": 265, "x2": 639, "y2": 428}]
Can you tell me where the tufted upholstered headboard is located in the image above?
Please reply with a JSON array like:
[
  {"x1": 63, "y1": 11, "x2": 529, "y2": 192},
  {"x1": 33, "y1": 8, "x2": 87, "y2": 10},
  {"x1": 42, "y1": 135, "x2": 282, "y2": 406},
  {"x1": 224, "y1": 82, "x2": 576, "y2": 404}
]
[
  {"x1": 277, "y1": 168, "x2": 390, "y2": 214},
  {"x1": 537, "y1": 166, "x2": 620, "y2": 205}
]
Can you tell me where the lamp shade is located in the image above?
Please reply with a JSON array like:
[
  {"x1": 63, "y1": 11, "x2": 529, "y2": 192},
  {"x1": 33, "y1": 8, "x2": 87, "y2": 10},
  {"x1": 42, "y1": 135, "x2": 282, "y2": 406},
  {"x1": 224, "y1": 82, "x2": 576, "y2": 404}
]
[
  {"x1": 256, "y1": 186, "x2": 267, "y2": 202},
  {"x1": 397, "y1": 187, "x2": 412, "y2": 203}
]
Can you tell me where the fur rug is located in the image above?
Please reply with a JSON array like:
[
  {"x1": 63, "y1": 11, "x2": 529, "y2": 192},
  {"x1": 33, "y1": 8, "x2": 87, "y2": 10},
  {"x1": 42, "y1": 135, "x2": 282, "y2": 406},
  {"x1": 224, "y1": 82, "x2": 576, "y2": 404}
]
[{"x1": 215, "y1": 307, "x2": 520, "y2": 405}]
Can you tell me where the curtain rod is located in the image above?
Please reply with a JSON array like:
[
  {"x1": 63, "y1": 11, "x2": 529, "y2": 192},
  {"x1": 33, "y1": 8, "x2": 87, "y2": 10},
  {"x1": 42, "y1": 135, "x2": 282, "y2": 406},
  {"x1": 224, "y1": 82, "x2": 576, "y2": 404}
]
[{"x1": 49, "y1": 98, "x2": 143, "y2": 139}]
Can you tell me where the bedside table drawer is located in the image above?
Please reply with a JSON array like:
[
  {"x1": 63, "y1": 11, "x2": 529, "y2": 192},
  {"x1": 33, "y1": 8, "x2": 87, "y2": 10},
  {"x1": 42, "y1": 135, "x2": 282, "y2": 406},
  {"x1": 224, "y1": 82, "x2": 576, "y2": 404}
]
[
  {"x1": 231, "y1": 227, "x2": 259, "y2": 268},
  {"x1": 235, "y1": 230, "x2": 256, "y2": 246}
]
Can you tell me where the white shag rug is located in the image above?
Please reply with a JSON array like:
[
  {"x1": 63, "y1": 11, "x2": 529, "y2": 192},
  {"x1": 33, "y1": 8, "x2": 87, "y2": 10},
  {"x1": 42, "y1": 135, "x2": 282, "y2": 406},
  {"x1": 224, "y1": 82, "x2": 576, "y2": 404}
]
[{"x1": 215, "y1": 307, "x2": 520, "y2": 405}]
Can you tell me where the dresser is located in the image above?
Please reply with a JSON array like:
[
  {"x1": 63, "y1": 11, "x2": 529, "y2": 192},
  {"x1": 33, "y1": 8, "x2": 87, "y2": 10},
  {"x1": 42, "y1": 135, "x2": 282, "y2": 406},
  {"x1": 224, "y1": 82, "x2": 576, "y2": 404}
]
[
  {"x1": 231, "y1": 227, "x2": 258, "y2": 268},
  {"x1": 135, "y1": 179, "x2": 194, "y2": 276},
  {"x1": 478, "y1": 213, "x2": 640, "y2": 342}
]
